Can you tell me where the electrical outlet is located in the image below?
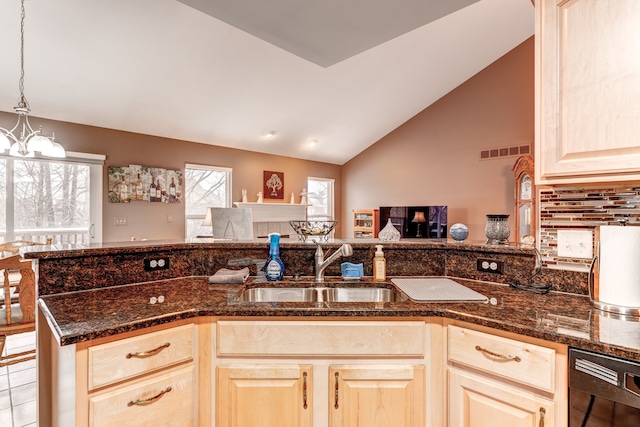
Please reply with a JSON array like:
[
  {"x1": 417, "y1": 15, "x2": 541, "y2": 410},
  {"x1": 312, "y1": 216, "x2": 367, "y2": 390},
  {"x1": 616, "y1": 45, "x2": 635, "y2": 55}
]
[
  {"x1": 557, "y1": 230, "x2": 593, "y2": 259},
  {"x1": 114, "y1": 217, "x2": 127, "y2": 226},
  {"x1": 144, "y1": 257, "x2": 170, "y2": 271},
  {"x1": 477, "y1": 258, "x2": 504, "y2": 274}
]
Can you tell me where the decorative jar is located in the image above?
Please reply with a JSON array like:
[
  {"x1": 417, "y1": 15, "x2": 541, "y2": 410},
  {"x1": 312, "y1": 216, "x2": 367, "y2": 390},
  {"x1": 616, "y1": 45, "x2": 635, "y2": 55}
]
[
  {"x1": 485, "y1": 214, "x2": 510, "y2": 244},
  {"x1": 449, "y1": 223, "x2": 469, "y2": 242}
]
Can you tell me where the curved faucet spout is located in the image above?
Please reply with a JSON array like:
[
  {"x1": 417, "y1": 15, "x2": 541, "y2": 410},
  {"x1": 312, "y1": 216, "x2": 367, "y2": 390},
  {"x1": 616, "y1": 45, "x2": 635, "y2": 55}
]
[{"x1": 314, "y1": 242, "x2": 353, "y2": 282}]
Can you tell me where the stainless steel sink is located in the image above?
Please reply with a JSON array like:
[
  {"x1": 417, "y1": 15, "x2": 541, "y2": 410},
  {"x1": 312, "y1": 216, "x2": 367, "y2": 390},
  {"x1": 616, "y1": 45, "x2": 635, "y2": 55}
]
[
  {"x1": 322, "y1": 287, "x2": 399, "y2": 303},
  {"x1": 235, "y1": 287, "x2": 317, "y2": 302},
  {"x1": 235, "y1": 285, "x2": 402, "y2": 303}
]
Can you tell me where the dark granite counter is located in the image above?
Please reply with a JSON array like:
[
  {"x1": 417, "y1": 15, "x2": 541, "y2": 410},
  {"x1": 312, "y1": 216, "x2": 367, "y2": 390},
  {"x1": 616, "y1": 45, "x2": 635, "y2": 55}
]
[
  {"x1": 23, "y1": 238, "x2": 589, "y2": 296},
  {"x1": 37, "y1": 275, "x2": 640, "y2": 362}
]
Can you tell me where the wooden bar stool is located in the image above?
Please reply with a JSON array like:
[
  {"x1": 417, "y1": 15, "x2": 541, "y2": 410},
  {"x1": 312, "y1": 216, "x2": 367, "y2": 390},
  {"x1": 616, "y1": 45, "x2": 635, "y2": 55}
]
[{"x1": 0, "y1": 254, "x2": 36, "y2": 367}]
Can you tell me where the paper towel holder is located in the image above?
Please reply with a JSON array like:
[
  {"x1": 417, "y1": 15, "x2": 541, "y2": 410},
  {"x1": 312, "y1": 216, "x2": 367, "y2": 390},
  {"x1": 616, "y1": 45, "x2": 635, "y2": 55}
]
[{"x1": 588, "y1": 224, "x2": 640, "y2": 318}]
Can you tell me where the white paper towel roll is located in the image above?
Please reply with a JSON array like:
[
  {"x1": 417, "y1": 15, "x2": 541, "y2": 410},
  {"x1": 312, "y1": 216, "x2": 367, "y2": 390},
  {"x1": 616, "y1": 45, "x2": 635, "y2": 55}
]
[{"x1": 598, "y1": 226, "x2": 640, "y2": 307}]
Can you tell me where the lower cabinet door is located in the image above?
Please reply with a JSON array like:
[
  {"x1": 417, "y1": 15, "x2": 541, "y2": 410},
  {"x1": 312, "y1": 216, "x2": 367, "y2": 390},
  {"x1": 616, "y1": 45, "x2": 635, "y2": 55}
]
[
  {"x1": 449, "y1": 368, "x2": 554, "y2": 427},
  {"x1": 88, "y1": 365, "x2": 194, "y2": 427},
  {"x1": 217, "y1": 364, "x2": 313, "y2": 427},
  {"x1": 330, "y1": 364, "x2": 425, "y2": 427}
]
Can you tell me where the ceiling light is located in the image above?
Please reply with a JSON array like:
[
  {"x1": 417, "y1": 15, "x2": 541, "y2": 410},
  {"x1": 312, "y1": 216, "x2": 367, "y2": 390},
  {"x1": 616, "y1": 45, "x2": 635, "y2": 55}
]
[
  {"x1": 309, "y1": 140, "x2": 318, "y2": 146},
  {"x1": 0, "y1": 0, "x2": 65, "y2": 158},
  {"x1": 263, "y1": 131, "x2": 276, "y2": 139}
]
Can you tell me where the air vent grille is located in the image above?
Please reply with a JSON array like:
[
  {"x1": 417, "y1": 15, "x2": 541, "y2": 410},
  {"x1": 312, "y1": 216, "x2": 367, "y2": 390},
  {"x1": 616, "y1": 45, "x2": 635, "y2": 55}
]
[
  {"x1": 575, "y1": 358, "x2": 618, "y2": 386},
  {"x1": 480, "y1": 144, "x2": 530, "y2": 160}
]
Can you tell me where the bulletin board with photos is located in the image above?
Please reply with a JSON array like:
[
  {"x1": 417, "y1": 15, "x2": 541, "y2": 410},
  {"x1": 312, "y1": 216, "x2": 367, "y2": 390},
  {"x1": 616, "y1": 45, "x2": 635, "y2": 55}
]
[{"x1": 108, "y1": 165, "x2": 183, "y2": 203}]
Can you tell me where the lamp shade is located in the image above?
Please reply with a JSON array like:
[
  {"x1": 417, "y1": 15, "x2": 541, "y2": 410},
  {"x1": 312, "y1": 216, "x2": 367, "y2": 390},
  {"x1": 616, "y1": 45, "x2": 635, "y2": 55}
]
[{"x1": 412, "y1": 211, "x2": 426, "y2": 223}]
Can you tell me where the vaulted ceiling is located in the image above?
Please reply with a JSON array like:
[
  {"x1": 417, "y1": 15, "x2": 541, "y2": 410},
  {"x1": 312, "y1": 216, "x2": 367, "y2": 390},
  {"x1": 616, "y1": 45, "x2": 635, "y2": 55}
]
[{"x1": 0, "y1": 0, "x2": 533, "y2": 165}]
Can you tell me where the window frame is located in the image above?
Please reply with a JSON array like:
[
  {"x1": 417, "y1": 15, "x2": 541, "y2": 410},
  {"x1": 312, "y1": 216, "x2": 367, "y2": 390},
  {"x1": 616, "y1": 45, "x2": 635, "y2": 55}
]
[
  {"x1": 307, "y1": 176, "x2": 335, "y2": 221},
  {"x1": 184, "y1": 163, "x2": 232, "y2": 238},
  {"x1": 0, "y1": 151, "x2": 104, "y2": 244}
]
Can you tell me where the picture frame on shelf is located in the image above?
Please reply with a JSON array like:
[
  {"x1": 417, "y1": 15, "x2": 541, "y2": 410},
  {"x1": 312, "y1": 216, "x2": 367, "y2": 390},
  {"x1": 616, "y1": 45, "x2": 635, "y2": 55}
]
[{"x1": 263, "y1": 170, "x2": 284, "y2": 199}]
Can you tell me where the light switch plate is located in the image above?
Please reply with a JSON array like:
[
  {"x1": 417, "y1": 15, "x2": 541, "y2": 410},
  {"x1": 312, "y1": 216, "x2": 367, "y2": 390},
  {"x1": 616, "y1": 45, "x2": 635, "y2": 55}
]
[{"x1": 557, "y1": 230, "x2": 593, "y2": 259}]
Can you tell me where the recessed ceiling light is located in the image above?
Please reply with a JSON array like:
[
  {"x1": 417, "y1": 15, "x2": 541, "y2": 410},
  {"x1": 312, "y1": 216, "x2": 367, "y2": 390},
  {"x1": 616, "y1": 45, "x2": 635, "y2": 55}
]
[
  {"x1": 263, "y1": 131, "x2": 276, "y2": 139},
  {"x1": 309, "y1": 139, "x2": 318, "y2": 146}
]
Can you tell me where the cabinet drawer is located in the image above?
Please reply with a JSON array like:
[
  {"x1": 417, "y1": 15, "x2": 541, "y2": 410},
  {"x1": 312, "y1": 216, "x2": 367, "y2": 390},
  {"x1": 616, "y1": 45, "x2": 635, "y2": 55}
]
[
  {"x1": 218, "y1": 320, "x2": 425, "y2": 357},
  {"x1": 89, "y1": 365, "x2": 194, "y2": 427},
  {"x1": 447, "y1": 325, "x2": 555, "y2": 393},
  {"x1": 88, "y1": 324, "x2": 194, "y2": 390}
]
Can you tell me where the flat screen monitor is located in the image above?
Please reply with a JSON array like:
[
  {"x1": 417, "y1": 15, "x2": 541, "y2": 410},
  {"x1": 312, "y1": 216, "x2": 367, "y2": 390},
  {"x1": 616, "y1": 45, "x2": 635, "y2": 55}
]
[{"x1": 379, "y1": 206, "x2": 447, "y2": 239}]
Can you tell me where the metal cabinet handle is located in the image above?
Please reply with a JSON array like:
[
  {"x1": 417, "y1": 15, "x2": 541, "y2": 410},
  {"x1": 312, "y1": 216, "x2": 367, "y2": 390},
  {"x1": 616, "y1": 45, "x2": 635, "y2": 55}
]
[
  {"x1": 303, "y1": 372, "x2": 308, "y2": 409},
  {"x1": 334, "y1": 372, "x2": 339, "y2": 409},
  {"x1": 539, "y1": 407, "x2": 546, "y2": 427},
  {"x1": 127, "y1": 386, "x2": 172, "y2": 407},
  {"x1": 126, "y1": 342, "x2": 170, "y2": 359},
  {"x1": 475, "y1": 345, "x2": 521, "y2": 362}
]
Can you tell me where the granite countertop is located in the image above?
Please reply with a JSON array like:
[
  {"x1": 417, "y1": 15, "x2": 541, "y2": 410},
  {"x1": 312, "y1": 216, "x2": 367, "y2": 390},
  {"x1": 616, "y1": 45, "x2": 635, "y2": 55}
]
[
  {"x1": 37, "y1": 275, "x2": 640, "y2": 361},
  {"x1": 21, "y1": 237, "x2": 536, "y2": 259}
]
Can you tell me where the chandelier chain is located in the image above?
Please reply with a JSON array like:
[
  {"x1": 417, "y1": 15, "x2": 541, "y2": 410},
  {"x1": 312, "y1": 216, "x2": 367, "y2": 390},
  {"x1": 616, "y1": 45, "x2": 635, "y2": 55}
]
[{"x1": 17, "y1": 0, "x2": 29, "y2": 110}]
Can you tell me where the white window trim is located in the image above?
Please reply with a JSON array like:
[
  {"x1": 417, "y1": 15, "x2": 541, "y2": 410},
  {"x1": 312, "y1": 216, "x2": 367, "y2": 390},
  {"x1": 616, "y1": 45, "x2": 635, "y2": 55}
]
[
  {"x1": 184, "y1": 163, "x2": 233, "y2": 238},
  {"x1": 307, "y1": 176, "x2": 335, "y2": 220},
  {"x1": 1, "y1": 151, "x2": 105, "y2": 243}
]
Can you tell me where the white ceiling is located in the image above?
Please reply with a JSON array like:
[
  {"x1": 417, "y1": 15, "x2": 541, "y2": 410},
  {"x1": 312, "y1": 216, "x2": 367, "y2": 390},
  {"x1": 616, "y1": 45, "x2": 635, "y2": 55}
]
[{"x1": 0, "y1": 0, "x2": 534, "y2": 165}]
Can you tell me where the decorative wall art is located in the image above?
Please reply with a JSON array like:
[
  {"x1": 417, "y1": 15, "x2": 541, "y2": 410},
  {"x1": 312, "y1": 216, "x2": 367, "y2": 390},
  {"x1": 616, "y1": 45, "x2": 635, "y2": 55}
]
[
  {"x1": 108, "y1": 165, "x2": 182, "y2": 203},
  {"x1": 263, "y1": 170, "x2": 284, "y2": 199}
]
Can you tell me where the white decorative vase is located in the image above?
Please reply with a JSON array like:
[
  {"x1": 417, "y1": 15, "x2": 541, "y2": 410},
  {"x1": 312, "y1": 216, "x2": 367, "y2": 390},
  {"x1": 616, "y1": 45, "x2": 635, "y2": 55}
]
[{"x1": 379, "y1": 219, "x2": 401, "y2": 242}]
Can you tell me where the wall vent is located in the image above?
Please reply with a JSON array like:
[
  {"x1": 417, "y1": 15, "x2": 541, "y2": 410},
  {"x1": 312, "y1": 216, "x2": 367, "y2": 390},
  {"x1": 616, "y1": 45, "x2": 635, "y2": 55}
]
[{"x1": 480, "y1": 144, "x2": 530, "y2": 160}]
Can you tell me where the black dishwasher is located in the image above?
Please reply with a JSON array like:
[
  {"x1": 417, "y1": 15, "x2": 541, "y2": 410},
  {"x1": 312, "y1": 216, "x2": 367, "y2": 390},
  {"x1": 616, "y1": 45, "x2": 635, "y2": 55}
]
[{"x1": 570, "y1": 348, "x2": 640, "y2": 426}]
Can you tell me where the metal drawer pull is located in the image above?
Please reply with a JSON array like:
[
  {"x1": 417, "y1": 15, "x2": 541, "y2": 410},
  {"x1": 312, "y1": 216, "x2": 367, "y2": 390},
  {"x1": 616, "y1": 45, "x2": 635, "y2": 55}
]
[
  {"x1": 302, "y1": 372, "x2": 308, "y2": 409},
  {"x1": 334, "y1": 372, "x2": 340, "y2": 409},
  {"x1": 475, "y1": 345, "x2": 521, "y2": 362},
  {"x1": 127, "y1": 386, "x2": 172, "y2": 407},
  {"x1": 126, "y1": 342, "x2": 170, "y2": 359},
  {"x1": 539, "y1": 407, "x2": 546, "y2": 427}
]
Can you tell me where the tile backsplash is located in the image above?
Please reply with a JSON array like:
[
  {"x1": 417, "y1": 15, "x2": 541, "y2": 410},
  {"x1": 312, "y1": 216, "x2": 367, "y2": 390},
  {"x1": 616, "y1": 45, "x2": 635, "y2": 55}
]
[{"x1": 538, "y1": 183, "x2": 640, "y2": 271}]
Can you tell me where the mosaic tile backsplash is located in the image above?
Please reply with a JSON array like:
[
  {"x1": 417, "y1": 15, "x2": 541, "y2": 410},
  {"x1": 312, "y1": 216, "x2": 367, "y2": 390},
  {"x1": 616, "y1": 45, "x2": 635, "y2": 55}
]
[{"x1": 538, "y1": 183, "x2": 640, "y2": 270}]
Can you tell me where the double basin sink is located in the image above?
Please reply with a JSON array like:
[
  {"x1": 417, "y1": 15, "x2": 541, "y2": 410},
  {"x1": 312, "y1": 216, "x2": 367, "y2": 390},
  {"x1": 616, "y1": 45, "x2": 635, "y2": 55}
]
[{"x1": 235, "y1": 283, "x2": 403, "y2": 303}]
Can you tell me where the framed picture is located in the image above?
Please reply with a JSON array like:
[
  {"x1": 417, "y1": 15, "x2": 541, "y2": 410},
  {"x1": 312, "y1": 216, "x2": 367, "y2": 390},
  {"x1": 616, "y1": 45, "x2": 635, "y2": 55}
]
[
  {"x1": 263, "y1": 170, "x2": 284, "y2": 199},
  {"x1": 108, "y1": 166, "x2": 130, "y2": 203}
]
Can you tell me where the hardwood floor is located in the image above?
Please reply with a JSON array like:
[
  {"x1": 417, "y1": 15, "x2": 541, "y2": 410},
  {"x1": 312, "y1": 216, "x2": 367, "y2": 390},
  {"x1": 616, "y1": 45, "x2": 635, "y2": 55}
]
[{"x1": 0, "y1": 331, "x2": 36, "y2": 427}]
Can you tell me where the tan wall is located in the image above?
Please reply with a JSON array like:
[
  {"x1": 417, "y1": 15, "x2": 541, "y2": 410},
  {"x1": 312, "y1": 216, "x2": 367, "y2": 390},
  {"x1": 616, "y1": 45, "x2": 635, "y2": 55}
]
[
  {"x1": 342, "y1": 37, "x2": 534, "y2": 241},
  {"x1": 2, "y1": 37, "x2": 532, "y2": 243},
  {"x1": 0, "y1": 115, "x2": 342, "y2": 242}
]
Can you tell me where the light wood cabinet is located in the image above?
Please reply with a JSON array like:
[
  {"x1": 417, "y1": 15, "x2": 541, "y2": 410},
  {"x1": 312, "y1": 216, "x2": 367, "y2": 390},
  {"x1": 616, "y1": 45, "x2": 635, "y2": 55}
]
[
  {"x1": 446, "y1": 323, "x2": 567, "y2": 427},
  {"x1": 75, "y1": 322, "x2": 198, "y2": 427},
  {"x1": 40, "y1": 315, "x2": 570, "y2": 427},
  {"x1": 449, "y1": 368, "x2": 553, "y2": 427},
  {"x1": 353, "y1": 209, "x2": 379, "y2": 238},
  {"x1": 535, "y1": 0, "x2": 640, "y2": 184},
  {"x1": 88, "y1": 365, "x2": 195, "y2": 427},
  {"x1": 215, "y1": 320, "x2": 428, "y2": 427},
  {"x1": 330, "y1": 365, "x2": 425, "y2": 427},
  {"x1": 217, "y1": 364, "x2": 312, "y2": 427}
]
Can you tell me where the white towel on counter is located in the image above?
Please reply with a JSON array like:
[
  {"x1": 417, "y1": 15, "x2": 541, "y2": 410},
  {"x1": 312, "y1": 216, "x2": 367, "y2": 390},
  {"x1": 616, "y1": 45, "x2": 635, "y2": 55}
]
[{"x1": 208, "y1": 267, "x2": 250, "y2": 284}]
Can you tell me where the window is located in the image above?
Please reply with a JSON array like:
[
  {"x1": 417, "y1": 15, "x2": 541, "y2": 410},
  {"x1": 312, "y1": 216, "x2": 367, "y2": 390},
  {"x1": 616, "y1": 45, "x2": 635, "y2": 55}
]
[
  {"x1": 185, "y1": 163, "x2": 232, "y2": 238},
  {"x1": 307, "y1": 177, "x2": 334, "y2": 221},
  {"x1": 0, "y1": 153, "x2": 104, "y2": 245}
]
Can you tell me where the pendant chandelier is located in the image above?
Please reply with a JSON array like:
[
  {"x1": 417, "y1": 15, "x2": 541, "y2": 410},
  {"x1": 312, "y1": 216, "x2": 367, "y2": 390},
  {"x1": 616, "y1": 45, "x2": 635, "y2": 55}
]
[{"x1": 0, "y1": 0, "x2": 65, "y2": 158}]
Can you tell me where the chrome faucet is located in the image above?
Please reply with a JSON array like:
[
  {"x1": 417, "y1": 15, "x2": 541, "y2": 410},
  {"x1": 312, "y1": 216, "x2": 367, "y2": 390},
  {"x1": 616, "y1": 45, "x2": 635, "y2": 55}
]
[{"x1": 314, "y1": 242, "x2": 353, "y2": 282}]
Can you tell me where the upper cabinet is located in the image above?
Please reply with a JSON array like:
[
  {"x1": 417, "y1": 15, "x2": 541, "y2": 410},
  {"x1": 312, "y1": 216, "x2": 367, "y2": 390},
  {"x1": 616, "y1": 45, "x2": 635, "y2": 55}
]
[{"x1": 535, "y1": 0, "x2": 640, "y2": 184}]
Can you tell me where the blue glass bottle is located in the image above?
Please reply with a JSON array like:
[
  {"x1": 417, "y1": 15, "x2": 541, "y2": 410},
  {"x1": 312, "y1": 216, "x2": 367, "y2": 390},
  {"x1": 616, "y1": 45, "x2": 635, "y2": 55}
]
[{"x1": 265, "y1": 233, "x2": 285, "y2": 281}]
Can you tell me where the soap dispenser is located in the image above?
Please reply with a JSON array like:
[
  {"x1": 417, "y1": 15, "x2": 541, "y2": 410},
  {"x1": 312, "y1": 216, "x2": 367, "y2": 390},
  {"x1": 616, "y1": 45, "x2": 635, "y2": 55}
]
[
  {"x1": 373, "y1": 244, "x2": 386, "y2": 281},
  {"x1": 265, "y1": 233, "x2": 285, "y2": 281}
]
